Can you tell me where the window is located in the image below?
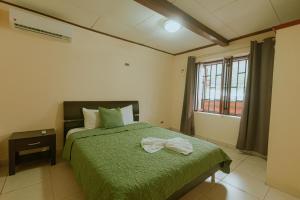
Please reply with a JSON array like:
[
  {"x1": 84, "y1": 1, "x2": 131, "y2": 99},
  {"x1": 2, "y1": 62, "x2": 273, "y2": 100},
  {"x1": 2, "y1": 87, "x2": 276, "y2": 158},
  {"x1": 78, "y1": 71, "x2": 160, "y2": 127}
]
[{"x1": 195, "y1": 56, "x2": 248, "y2": 116}]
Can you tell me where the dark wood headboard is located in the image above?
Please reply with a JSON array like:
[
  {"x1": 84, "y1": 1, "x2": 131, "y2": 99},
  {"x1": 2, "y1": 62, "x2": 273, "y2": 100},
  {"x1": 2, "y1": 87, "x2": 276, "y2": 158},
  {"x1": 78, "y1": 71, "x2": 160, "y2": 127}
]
[{"x1": 63, "y1": 101, "x2": 139, "y2": 141}]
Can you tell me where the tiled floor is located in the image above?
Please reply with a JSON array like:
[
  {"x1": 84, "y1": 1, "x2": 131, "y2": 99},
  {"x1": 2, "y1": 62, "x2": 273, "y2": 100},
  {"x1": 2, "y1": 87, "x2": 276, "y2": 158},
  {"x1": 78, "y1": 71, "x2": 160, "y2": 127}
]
[{"x1": 0, "y1": 146, "x2": 299, "y2": 200}]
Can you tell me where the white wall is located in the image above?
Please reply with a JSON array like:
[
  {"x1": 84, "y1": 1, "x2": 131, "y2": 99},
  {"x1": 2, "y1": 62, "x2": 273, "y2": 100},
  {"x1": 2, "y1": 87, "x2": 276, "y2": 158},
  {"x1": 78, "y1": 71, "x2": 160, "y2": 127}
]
[
  {"x1": 170, "y1": 31, "x2": 275, "y2": 146},
  {"x1": 0, "y1": 8, "x2": 173, "y2": 160},
  {"x1": 267, "y1": 24, "x2": 300, "y2": 197}
]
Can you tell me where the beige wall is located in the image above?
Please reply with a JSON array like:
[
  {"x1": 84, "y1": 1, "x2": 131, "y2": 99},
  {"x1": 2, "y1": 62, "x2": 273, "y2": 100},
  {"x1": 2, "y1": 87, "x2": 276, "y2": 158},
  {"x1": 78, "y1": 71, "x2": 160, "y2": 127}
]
[
  {"x1": 267, "y1": 24, "x2": 300, "y2": 197},
  {"x1": 0, "y1": 9, "x2": 173, "y2": 160},
  {"x1": 194, "y1": 112, "x2": 240, "y2": 146},
  {"x1": 1, "y1": 5, "x2": 300, "y2": 197},
  {"x1": 170, "y1": 31, "x2": 275, "y2": 145}
]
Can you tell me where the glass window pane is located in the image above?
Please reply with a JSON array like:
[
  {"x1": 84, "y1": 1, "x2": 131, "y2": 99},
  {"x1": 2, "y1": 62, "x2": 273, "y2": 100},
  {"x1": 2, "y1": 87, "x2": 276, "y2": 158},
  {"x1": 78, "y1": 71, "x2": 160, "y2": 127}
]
[
  {"x1": 210, "y1": 77, "x2": 215, "y2": 87},
  {"x1": 210, "y1": 89, "x2": 215, "y2": 100},
  {"x1": 211, "y1": 65, "x2": 216, "y2": 77},
  {"x1": 196, "y1": 60, "x2": 245, "y2": 114},
  {"x1": 216, "y1": 75, "x2": 222, "y2": 86},
  {"x1": 205, "y1": 66, "x2": 211, "y2": 76},
  {"x1": 215, "y1": 76, "x2": 222, "y2": 99},
  {"x1": 231, "y1": 62, "x2": 238, "y2": 87},
  {"x1": 232, "y1": 61, "x2": 238, "y2": 74},
  {"x1": 238, "y1": 74, "x2": 245, "y2": 89},
  {"x1": 230, "y1": 88, "x2": 237, "y2": 100},
  {"x1": 199, "y1": 66, "x2": 205, "y2": 77},
  {"x1": 205, "y1": 84, "x2": 210, "y2": 99},
  {"x1": 217, "y1": 64, "x2": 222, "y2": 75},
  {"x1": 237, "y1": 88, "x2": 244, "y2": 100},
  {"x1": 205, "y1": 77, "x2": 210, "y2": 88},
  {"x1": 239, "y1": 60, "x2": 246, "y2": 72},
  {"x1": 210, "y1": 65, "x2": 216, "y2": 87}
]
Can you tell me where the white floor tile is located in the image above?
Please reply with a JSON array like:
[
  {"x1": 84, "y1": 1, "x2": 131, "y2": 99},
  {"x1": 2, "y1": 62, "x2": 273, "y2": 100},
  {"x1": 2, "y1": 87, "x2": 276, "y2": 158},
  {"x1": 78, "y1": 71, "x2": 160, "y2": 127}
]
[
  {"x1": 230, "y1": 157, "x2": 245, "y2": 170},
  {"x1": 235, "y1": 159, "x2": 266, "y2": 181},
  {"x1": 180, "y1": 191, "x2": 210, "y2": 200},
  {"x1": 0, "y1": 167, "x2": 8, "y2": 193},
  {"x1": 215, "y1": 170, "x2": 228, "y2": 180},
  {"x1": 223, "y1": 169, "x2": 269, "y2": 199},
  {"x1": 0, "y1": 182, "x2": 53, "y2": 200},
  {"x1": 0, "y1": 153, "x2": 298, "y2": 200},
  {"x1": 56, "y1": 191, "x2": 86, "y2": 200},
  {"x1": 2, "y1": 163, "x2": 50, "y2": 193},
  {"x1": 50, "y1": 162, "x2": 83, "y2": 200},
  {"x1": 244, "y1": 156, "x2": 267, "y2": 169},
  {"x1": 204, "y1": 181, "x2": 258, "y2": 200},
  {"x1": 191, "y1": 176, "x2": 220, "y2": 194}
]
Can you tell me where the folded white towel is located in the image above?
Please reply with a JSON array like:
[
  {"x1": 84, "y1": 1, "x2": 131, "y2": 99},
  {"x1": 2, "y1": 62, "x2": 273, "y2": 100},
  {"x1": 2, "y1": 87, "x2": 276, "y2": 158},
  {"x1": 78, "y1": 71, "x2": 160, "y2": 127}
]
[
  {"x1": 141, "y1": 137, "x2": 193, "y2": 155},
  {"x1": 165, "y1": 137, "x2": 193, "y2": 155}
]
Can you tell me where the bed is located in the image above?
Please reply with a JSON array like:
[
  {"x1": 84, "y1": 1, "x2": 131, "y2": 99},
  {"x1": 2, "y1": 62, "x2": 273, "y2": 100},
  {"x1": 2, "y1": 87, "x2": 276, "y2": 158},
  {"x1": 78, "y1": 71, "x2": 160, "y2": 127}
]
[{"x1": 62, "y1": 101, "x2": 231, "y2": 200}]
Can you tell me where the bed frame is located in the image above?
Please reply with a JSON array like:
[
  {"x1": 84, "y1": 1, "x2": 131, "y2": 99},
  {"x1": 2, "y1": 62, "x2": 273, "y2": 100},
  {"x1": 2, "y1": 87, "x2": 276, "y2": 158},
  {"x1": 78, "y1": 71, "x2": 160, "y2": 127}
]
[{"x1": 63, "y1": 100, "x2": 218, "y2": 200}]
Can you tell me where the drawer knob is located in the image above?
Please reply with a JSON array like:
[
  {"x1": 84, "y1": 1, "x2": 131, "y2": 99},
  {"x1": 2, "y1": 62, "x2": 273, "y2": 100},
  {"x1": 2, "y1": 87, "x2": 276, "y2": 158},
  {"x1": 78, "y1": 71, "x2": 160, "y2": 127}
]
[{"x1": 27, "y1": 142, "x2": 41, "y2": 146}]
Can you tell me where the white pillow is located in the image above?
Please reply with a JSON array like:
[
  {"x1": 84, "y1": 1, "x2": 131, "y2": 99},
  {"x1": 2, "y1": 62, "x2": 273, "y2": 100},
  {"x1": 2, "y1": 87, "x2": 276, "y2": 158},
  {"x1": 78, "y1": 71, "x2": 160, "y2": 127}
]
[
  {"x1": 82, "y1": 108, "x2": 101, "y2": 129},
  {"x1": 121, "y1": 105, "x2": 134, "y2": 125}
]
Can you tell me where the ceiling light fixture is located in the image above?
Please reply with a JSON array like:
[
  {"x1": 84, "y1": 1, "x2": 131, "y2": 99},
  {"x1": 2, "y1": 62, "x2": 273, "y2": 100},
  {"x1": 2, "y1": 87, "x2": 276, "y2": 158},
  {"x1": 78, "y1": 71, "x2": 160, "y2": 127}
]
[{"x1": 164, "y1": 20, "x2": 181, "y2": 33}]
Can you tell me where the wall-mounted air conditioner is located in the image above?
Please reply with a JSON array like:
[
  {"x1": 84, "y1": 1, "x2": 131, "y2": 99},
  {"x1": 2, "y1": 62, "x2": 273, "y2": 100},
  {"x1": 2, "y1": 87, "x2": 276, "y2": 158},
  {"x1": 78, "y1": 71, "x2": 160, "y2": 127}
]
[{"x1": 9, "y1": 8, "x2": 72, "y2": 42}]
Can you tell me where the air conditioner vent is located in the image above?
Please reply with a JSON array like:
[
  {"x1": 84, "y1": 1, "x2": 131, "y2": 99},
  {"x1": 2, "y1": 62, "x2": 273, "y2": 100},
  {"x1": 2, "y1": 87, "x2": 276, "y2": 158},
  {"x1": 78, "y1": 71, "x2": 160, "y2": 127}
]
[{"x1": 14, "y1": 23, "x2": 70, "y2": 40}]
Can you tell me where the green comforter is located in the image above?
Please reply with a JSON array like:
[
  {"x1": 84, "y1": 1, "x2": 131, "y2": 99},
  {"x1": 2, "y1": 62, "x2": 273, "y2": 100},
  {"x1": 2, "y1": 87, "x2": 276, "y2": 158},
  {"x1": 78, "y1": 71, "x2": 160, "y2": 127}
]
[{"x1": 63, "y1": 122, "x2": 231, "y2": 200}]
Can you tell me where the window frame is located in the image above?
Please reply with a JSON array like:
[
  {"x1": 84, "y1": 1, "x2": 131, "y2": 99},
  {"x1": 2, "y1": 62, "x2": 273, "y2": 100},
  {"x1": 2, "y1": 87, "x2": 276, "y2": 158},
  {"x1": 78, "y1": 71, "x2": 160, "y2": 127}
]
[
  {"x1": 227, "y1": 56, "x2": 249, "y2": 116},
  {"x1": 195, "y1": 59, "x2": 224, "y2": 115},
  {"x1": 195, "y1": 55, "x2": 249, "y2": 117}
]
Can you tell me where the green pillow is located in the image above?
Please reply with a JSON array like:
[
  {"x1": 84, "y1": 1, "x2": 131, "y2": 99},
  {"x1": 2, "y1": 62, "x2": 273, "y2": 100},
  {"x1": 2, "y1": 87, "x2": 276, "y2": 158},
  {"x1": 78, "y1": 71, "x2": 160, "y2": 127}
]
[{"x1": 99, "y1": 107, "x2": 124, "y2": 128}]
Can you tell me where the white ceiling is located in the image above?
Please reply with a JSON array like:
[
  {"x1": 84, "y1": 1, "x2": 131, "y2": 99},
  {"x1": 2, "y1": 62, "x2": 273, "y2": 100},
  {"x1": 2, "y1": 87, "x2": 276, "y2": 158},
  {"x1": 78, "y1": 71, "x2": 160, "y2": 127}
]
[{"x1": 3, "y1": 0, "x2": 300, "y2": 54}]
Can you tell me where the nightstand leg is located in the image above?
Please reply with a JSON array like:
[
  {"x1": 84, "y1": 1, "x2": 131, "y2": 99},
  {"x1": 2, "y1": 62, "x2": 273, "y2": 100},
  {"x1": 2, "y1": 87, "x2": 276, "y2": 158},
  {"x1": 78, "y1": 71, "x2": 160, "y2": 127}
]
[
  {"x1": 9, "y1": 141, "x2": 15, "y2": 175},
  {"x1": 15, "y1": 152, "x2": 20, "y2": 165},
  {"x1": 50, "y1": 140, "x2": 56, "y2": 165}
]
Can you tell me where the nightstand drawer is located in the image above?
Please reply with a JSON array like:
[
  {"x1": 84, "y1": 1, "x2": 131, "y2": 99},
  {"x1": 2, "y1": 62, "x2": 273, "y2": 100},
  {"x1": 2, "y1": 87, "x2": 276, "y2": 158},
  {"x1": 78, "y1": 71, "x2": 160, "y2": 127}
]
[{"x1": 14, "y1": 137, "x2": 51, "y2": 151}]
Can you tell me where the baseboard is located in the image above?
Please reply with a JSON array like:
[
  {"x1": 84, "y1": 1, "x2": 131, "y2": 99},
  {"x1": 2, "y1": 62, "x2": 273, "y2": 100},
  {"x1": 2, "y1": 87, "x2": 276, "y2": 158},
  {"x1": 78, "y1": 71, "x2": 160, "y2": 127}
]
[{"x1": 238, "y1": 149, "x2": 267, "y2": 159}]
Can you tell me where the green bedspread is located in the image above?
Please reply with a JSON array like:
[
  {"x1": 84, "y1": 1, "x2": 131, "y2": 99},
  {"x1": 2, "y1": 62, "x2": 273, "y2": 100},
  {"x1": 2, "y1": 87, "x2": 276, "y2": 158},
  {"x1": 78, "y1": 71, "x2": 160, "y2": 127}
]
[{"x1": 63, "y1": 122, "x2": 231, "y2": 200}]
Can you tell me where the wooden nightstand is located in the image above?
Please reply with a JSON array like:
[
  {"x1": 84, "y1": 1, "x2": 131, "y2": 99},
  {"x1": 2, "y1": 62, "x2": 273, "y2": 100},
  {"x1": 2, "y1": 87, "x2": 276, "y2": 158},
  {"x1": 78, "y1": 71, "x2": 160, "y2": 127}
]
[{"x1": 8, "y1": 129, "x2": 56, "y2": 175}]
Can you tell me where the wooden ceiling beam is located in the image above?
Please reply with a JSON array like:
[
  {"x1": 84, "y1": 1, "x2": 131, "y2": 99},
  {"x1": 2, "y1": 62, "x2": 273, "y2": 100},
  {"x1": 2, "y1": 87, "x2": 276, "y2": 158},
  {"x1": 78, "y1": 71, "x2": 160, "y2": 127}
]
[{"x1": 134, "y1": 0, "x2": 229, "y2": 46}]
